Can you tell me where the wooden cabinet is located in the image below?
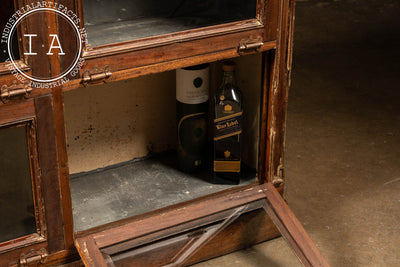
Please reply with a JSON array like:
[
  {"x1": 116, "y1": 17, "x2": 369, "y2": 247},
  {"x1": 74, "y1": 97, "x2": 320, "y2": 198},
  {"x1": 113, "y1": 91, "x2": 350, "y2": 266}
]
[{"x1": 0, "y1": 0, "x2": 329, "y2": 266}]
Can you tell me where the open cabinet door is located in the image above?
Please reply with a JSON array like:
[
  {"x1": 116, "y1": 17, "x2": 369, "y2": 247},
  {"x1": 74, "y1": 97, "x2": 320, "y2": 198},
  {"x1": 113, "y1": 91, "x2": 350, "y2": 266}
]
[
  {"x1": 75, "y1": 183, "x2": 329, "y2": 267},
  {"x1": 262, "y1": 183, "x2": 330, "y2": 267}
]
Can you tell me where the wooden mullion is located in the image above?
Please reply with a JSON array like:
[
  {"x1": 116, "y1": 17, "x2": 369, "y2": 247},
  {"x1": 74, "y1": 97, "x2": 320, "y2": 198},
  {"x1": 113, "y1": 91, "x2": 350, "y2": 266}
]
[
  {"x1": 263, "y1": 0, "x2": 295, "y2": 185},
  {"x1": 52, "y1": 88, "x2": 75, "y2": 251},
  {"x1": 35, "y1": 95, "x2": 65, "y2": 253},
  {"x1": 264, "y1": 0, "x2": 281, "y2": 41},
  {"x1": 27, "y1": 116, "x2": 48, "y2": 241}
]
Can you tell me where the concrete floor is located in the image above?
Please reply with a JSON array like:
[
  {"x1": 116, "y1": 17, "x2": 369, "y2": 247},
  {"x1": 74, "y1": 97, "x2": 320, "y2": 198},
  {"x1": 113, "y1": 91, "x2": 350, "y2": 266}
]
[{"x1": 195, "y1": 0, "x2": 400, "y2": 266}]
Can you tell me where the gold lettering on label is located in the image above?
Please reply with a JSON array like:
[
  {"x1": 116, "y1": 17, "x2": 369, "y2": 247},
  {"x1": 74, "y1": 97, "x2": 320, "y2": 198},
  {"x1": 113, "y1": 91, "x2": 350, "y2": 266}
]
[{"x1": 216, "y1": 120, "x2": 239, "y2": 130}]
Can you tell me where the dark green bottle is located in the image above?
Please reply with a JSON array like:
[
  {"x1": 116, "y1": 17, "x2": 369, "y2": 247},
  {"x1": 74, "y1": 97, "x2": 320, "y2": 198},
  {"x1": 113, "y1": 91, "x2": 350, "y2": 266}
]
[
  {"x1": 213, "y1": 61, "x2": 243, "y2": 184},
  {"x1": 176, "y1": 64, "x2": 209, "y2": 172}
]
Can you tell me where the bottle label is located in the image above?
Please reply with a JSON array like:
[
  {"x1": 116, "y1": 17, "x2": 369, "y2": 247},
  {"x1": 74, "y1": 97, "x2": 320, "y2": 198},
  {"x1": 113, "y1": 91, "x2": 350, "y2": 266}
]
[
  {"x1": 177, "y1": 112, "x2": 208, "y2": 171},
  {"x1": 214, "y1": 160, "x2": 241, "y2": 172},
  {"x1": 176, "y1": 67, "x2": 209, "y2": 104},
  {"x1": 213, "y1": 112, "x2": 242, "y2": 141}
]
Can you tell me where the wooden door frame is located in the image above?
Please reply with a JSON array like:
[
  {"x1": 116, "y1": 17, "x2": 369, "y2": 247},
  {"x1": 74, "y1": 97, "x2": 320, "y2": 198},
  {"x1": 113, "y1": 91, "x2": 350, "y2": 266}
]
[{"x1": 75, "y1": 183, "x2": 330, "y2": 267}]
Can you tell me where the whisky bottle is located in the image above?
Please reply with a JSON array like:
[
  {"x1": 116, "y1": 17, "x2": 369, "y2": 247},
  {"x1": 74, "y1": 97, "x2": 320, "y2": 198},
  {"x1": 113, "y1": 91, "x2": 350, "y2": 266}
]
[
  {"x1": 213, "y1": 61, "x2": 242, "y2": 184},
  {"x1": 176, "y1": 64, "x2": 209, "y2": 172}
]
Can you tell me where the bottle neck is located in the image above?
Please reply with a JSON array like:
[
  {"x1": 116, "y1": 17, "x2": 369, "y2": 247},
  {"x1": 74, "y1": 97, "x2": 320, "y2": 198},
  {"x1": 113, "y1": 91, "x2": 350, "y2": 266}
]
[{"x1": 222, "y1": 71, "x2": 236, "y2": 86}]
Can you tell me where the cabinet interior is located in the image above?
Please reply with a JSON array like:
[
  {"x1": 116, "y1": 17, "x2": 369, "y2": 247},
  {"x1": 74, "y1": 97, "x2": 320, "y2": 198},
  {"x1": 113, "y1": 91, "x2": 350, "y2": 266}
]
[
  {"x1": 83, "y1": 0, "x2": 257, "y2": 47},
  {"x1": 64, "y1": 54, "x2": 263, "y2": 232}
]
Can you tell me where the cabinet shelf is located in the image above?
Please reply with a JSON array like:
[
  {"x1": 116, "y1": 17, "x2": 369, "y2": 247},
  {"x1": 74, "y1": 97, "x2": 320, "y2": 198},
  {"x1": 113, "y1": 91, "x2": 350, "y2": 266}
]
[{"x1": 71, "y1": 151, "x2": 257, "y2": 232}]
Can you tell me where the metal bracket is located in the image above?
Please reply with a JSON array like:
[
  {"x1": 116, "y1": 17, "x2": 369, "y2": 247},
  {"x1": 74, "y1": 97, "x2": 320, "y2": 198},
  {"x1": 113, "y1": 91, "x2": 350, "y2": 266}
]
[
  {"x1": 19, "y1": 248, "x2": 48, "y2": 266},
  {"x1": 1, "y1": 80, "x2": 32, "y2": 103},
  {"x1": 238, "y1": 36, "x2": 264, "y2": 55},
  {"x1": 82, "y1": 65, "x2": 112, "y2": 86}
]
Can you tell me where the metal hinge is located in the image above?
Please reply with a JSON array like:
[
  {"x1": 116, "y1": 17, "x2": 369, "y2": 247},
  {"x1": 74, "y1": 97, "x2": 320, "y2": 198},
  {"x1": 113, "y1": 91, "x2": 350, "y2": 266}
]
[
  {"x1": 1, "y1": 80, "x2": 32, "y2": 103},
  {"x1": 82, "y1": 65, "x2": 112, "y2": 86},
  {"x1": 19, "y1": 248, "x2": 48, "y2": 266},
  {"x1": 238, "y1": 36, "x2": 264, "y2": 55}
]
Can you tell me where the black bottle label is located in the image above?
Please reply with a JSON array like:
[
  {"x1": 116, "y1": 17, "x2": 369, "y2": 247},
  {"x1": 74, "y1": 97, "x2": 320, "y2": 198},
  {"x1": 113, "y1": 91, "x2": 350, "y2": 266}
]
[
  {"x1": 213, "y1": 112, "x2": 242, "y2": 173},
  {"x1": 213, "y1": 112, "x2": 242, "y2": 141}
]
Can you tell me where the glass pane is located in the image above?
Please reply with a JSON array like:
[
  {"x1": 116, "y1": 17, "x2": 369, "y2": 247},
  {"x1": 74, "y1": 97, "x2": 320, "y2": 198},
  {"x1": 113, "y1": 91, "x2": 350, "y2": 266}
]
[
  {"x1": 192, "y1": 237, "x2": 303, "y2": 267},
  {"x1": 0, "y1": 125, "x2": 36, "y2": 243},
  {"x1": 0, "y1": 1, "x2": 20, "y2": 63},
  {"x1": 100, "y1": 205, "x2": 248, "y2": 266},
  {"x1": 83, "y1": 0, "x2": 257, "y2": 47}
]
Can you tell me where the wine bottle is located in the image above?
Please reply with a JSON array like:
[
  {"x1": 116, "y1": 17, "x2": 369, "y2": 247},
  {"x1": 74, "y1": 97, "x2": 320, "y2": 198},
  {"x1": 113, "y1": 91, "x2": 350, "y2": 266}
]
[
  {"x1": 213, "y1": 61, "x2": 242, "y2": 184},
  {"x1": 176, "y1": 64, "x2": 209, "y2": 172}
]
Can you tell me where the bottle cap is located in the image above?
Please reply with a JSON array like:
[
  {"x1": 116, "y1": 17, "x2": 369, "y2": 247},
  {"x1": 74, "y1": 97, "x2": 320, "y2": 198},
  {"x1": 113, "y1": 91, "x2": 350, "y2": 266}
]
[{"x1": 222, "y1": 61, "x2": 235, "y2": 72}]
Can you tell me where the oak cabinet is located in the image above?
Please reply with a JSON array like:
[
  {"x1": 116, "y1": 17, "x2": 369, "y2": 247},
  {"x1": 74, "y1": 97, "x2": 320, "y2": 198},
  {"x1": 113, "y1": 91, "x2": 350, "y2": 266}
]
[{"x1": 0, "y1": 0, "x2": 329, "y2": 266}]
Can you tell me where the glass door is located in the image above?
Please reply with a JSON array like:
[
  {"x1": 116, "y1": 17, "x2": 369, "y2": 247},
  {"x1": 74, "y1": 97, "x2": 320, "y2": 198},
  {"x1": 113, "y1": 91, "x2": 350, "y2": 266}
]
[
  {"x1": 0, "y1": 124, "x2": 37, "y2": 243},
  {"x1": 75, "y1": 183, "x2": 330, "y2": 266},
  {"x1": 0, "y1": 97, "x2": 68, "y2": 265},
  {"x1": 0, "y1": 100, "x2": 46, "y2": 253},
  {"x1": 83, "y1": 0, "x2": 258, "y2": 47}
]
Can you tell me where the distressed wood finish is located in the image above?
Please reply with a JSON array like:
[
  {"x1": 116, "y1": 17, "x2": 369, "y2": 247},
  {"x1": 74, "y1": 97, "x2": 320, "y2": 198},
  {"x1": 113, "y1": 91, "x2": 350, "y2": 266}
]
[
  {"x1": 0, "y1": 99, "x2": 35, "y2": 125},
  {"x1": 258, "y1": 50, "x2": 274, "y2": 182},
  {"x1": 23, "y1": 0, "x2": 60, "y2": 80},
  {"x1": 90, "y1": 186, "x2": 269, "y2": 248},
  {"x1": 62, "y1": 41, "x2": 277, "y2": 91},
  {"x1": 75, "y1": 185, "x2": 280, "y2": 266},
  {"x1": 52, "y1": 88, "x2": 75, "y2": 252},
  {"x1": 265, "y1": 0, "x2": 296, "y2": 185},
  {"x1": 79, "y1": 29, "x2": 265, "y2": 81},
  {"x1": 76, "y1": 184, "x2": 330, "y2": 266},
  {"x1": 34, "y1": 95, "x2": 65, "y2": 253},
  {"x1": 101, "y1": 209, "x2": 279, "y2": 267}
]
